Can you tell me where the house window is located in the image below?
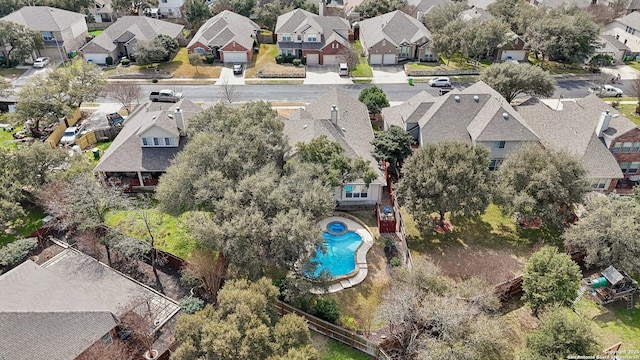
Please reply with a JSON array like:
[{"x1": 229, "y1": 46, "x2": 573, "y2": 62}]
[
  {"x1": 332, "y1": 42, "x2": 339, "y2": 49},
  {"x1": 488, "y1": 159, "x2": 503, "y2": 171},
  {"x1": 612, "y1": 142, "x2": 622, "y2": 153},
  {"x1": 195, "y1": 47, "x2": 205, "y2": 54},
  {"x1": 492, "y1": 141, "x2": 506, "y2": 149},
  {"x1": 589, "y1": 178, "x2": 608, "y2": 189},
  {"x1": 400, "y1": 46, "x2": 411, "y2": 57},
  {"x1": 626, "y1": 26, "x2": 636, "y2": 35},
  {"x1": 162, "y1": 0, "x2": 168, "y2": 3},
  {"x1": 308, "y1": 34, "x2": 317, "y2": 42},
  {"x1": 345, "y1": 184, "x2": 368, "y2": 198},
  {"x1": 282, "y1": 34, "x2": 292, "y2": 42},
  {"x1": 281, "y1": 49, "x2": 293, "y2": 56},
  {"x1": 42, "y1": 31, "x2": 53, "y2": 41},
  {"x1": 101, "y1": 332, "x2": 113, "y2": 346},
  {"x1": 621, "y1": 162, "x2": 630, "y2": 173},
  {"x1": 164, "y1": 137, "x2": 174, "y2": 146},
  {"x1": 633, "y1": 142, "x2": 640, "y2": 152},
  {"x1": 142, "y1": 138, "x2": 149, "y2": 146},
  {"x1": 297, "y1": 35, "x2": 302, "y2": 41},
  {"x1": 153, "y1": 137, "x2": 160, "y2": 146},
  {"x1": 622, "y1": 142, "x2": 633, "y2": 152},
  {"x1": 630, "y1": 162, "x2": 640, "y2": 173}
]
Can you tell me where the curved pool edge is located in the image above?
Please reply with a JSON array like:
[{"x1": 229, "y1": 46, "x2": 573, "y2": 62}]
[{"x1": 311, "y1": 216, "x2": 374, "y2": 294}]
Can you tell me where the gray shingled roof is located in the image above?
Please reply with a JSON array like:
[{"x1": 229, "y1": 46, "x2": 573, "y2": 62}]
[
  {"x1": 359, "y1": 11, "x2": 431, "y2": 50},
  {"x1": 282, "y1": 88, "x2": 385, "y2": 185},
  {"x1": 80, "y1": 16, "x2": 184, "y2": 53},
  {"x1": 460, "y1": 7, "x2": 494, "y2": 21},
  {"x1": 1, "y1": 6, "x2": 85, "y2": 31},
  {"x1": 94, "y1": 99, "x2": 201, "y2": 173},
  {"x1": 275, "y1": 9, "x2": 350, "y2": 48},
  {"x1": 615, "y1": 10, "x2": 640, "y2": 28},
  {"x1": 599, "y1": 35, "x2": 630, "y2": 51},
  {"x1": 407, "y1": 0, "x2": 449, "y2": 14},
  {"x1": 467, "y1": 0, "x2": 496, "y2": 10},
  {"x1": 533, "y1": 0, "x2": 592, "y2": 8},
  {"x1": 515, "y1": 95, "x2": 627, "y2": 179},
  {"x1": 187, "y1": 10, "x2": 259, "y2": 51}
]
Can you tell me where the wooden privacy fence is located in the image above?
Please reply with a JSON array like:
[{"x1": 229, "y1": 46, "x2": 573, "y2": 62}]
[
  {"x1": 76, "y1": 131, "x2": 97, "y2": 150},
  {"x1": 45, "y1": 108, "x2": 81, "y2": 148},
  {"x1": 274, "y1": 300, "x2": 391, "y2": 360},
  {"x1": 393, "y1": 198, "x2": 413, "y2": 270}
]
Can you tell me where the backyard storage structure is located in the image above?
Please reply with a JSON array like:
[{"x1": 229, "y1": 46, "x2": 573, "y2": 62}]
[{"x1": 586, "y1": 266, "x2": 638, "y2": 310}]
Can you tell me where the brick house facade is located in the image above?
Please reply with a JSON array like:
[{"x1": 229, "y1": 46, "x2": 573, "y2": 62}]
[{"x1": 606, "y1": 127, "x2": 640, "y2": 191}]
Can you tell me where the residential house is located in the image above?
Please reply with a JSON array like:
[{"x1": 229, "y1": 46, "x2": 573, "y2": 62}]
[
  {"x1": 89, "y1": 0, "x2": 115, "y2": 23},
  {"x1": 516, "y1": 96, "x2": 638, "y2": 192},
  {"x1": 274, "y1": 8, "x2": 351, "y2": 65},
  {"x1": 602, "y1": 0, "x2": 640, "y2": 15},
  {"x1": 524, "y1": 0, "x2": 592, "y2": 9},
  {"x1": 595, "y1": 35, "x2": 631, "y2": 62},
  {"x1": 1, "y1": 6, "x2": 88, "y2": 64},
  {"x1": 460, "y1": 7, "x2": 527, "y2": 61},
  {"x1": 93, "y1": 99, "x2": 201, "y2": 191},
  {"x1": 358, "y1": 10, "x2": 434, "y2": 65},
  {"x1": 187, "y1": 10, "x2": 259, "y2": 63},
  {"x1": 0, "y1": 248, "x2": 180, "y2": 360},
  {"x1": 407, "y1": 0, "x2": 449, "y2": 21},
  {"x1": 148, "y1": 0, "x2": 185, "y2": 18},
  {"x1": 602, "y1": 12, "x2": 640, "y2": 59},
  {"x1": 281, "y1": 88, "x2": 386, "y2": 207},
  {"x1": 381, "y1": 81, "x2": 541, "y2": 171},
  {"x1": 79, "y1": 16, "x2": 184, "y2": 64}
]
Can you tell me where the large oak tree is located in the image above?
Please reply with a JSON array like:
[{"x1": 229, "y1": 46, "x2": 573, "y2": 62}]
[{"x1": 480, "y1": 62, "x2": 555, "y2": 103}]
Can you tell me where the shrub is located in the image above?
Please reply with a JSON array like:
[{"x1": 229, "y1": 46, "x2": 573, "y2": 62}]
[
  {"x1": 204, "y1": 54, "x2": 215, "y2": 64},
  {"x1": 151, "y1": 78, "x2": 158, "y2": 83},
  {"x1": 275, "y1": 55, "x2": 284, "y2": 64},
  {"x1": 340, "y1": 315, "x2": 357, "y2": 331},
  {"x1": 106, "y1": 56, "x2": 113, "y2": 65},
  {"x1": 120, "y1": 57, "x2": 130, "y2": 67},
  {"x1": 390, "y1": 257, "x2": 401, "y2": 267},
  {"x1": 301, "y1": 56, "x2": 307, "y2": 65},
  {"x1": 313, "y1": 298, "x2": 340, "y2": 323},
  {"x1": 0, "y1": 237, "x2": 38, "y2": 268},
  {"x1": 179, "y1": 296, "x2": 205, "y2": 314},
  {"x1": 292, "y1": 58, "x2": 302, "y2": 66}
]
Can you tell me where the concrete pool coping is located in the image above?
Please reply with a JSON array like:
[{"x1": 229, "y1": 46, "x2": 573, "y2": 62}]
[{"x1": 311, "y1": 215, "x2": 374, "y2": 294}]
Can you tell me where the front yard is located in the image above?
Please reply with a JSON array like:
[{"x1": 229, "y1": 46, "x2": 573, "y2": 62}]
[
  {"x1": 244, "y1": 44, "x2": 305, "y2": 79},
  {"x1": 351, "y1": 41, "x2": 373, "y2": 78},
  {"x1": 104, "y1": 48, "x2": 221, "y2": 79}
]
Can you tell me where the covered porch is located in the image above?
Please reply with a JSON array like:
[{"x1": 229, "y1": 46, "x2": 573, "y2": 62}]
[{"x1": 99, "y1": 171, "x2": 163, "y2": 192}]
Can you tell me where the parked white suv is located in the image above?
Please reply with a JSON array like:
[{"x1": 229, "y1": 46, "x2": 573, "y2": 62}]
[
  {"x1": 33, "y1": 57, "x2": 50, "y2": 68},
  {"x1": 59, "y1": 125, "x2": 85, "y2": 146},
  {"x1": 428, "y1": 77, "x2": 451, "y2": 87}
]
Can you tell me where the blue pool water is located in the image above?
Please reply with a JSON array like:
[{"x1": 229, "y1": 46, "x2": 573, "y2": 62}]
[
  {"x1": 311, "y1": 231, "x2": 363, "y2": 278},
  {"x1": 327, "y1": 221, "x2": 347, "y2": 235}
]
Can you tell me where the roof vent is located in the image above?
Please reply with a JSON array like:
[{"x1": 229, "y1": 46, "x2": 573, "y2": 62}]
[
  {"x1": 473, "y1": 95, "x2": 479, "y2": 102},
  {"x1": 168, "y1": 114, "x2": 173, "y2": 119},
  {"x1": 454, "y1": 95, "x2": 460, "y2": 102},
  {"x1": 303, "y1": 124, "x2": 308, "y2": 129},
  {"x1": 502, "y1": 112, "x2": 509, "y2": 120},
  {"x1": 341, "y1": 127, "x2": 346, "y2": 131},
  {"x1": 154, "y1": 320, "x2": 162, "y2": 327}
]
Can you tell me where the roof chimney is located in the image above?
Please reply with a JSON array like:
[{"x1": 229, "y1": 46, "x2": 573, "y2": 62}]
[
  {"x1": 331, "y1": 105, "x2": 338, "y2": 126},
  {"x1": 175, "y1": 107, "x2": 185, "y2": 131},
  {"x1": 596, "y1": 110, "x2": 612, "y2": 138},
  {"x1": 319, "y1": 1, "x2": 324, "y2": 16},
  {"x1": 417, "y1": 10, "x2": 423, "y2": 21}
]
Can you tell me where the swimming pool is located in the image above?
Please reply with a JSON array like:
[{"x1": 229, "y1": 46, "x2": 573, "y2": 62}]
[{"x1": 310, "y1": 222, "x2": 363, "y2": 278}]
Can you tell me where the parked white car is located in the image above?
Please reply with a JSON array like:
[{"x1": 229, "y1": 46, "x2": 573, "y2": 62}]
[
  {"x1": 33, "y1": 57, "x2": 50, "y2": 68},
  {"x1": 59, "y1": 125, "x2": 85, "y2": 146},
  {"x1": 428, "y1": 77, "x2": 451, "y2": 87},
  {"x1": 588, "y1": 84, "x2": 623, "y2": 98}
]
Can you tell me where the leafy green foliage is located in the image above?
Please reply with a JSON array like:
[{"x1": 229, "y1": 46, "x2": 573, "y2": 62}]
[
  {"x1": 563, "y1": 195, "x2": 640, "y2": 273},
  {"x1": 480, "y1": 63, "x2": 555, "y2": 103},
  {"x1": 522, "y1": 246, "x2": 581, "y2": 316},
  {"x1": 173, "y1": 278, "x2": 316, "y2": 360},
  {"x1": 0, "y1": 20, "x2": 43, "y2": 66},
  {"x1": 358, "y1": 85, "x2": 389, "y2": 114},
  {"x1": 423, "y1": 2, "x2": 467, "y2": 33},
  {"x1": 185, "y1": 0, "x2": 212, "y2": 30},
  {"x1": 370, "y1": 125, "x2": 414, "y2": 176},
  {"x1": 252, "y1": 0, "x2": 317, "y2": 31},
  {"x1": 295, "y1": 135, "x2": 378, "y2": 187},
  {"x1": 188, "y1": 53, "x2": 204, "y2": 72},
  {"x1": 521, "y1": 306, "x2": 596, "y2": 359},
  {"x1": 0, "y1": 237, "x2": 38, "y2": 269},
  {"x1": 588, "y1": 54, "x2": 613, "y2": 70},
  {"x1": 395, "y1": 141, "x2": 492, "y2": 223},
  {"x1": 494, "y1": 144, "x2": 587, "y2": 228},
  {"x1": 313, "y1": 298, "x2": 340, "y2": 323},
  {"x1": 355, "y1": 0, "x2": 403, "y2": 19},
  {"x1": 179, "y1": 296, "x2": 205, "y2": 314}
]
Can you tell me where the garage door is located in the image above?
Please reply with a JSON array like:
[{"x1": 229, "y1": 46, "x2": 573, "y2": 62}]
[
  {"x1": 383, "y1": 54, "x2": 396, "y2": 64},
  {"x1": 323, "y1": 55, "x2": 337, "y2": 65},
  {"x1": 369, "y1": 54, "x2": 382, "y2": 65},
  {"x1": 306, "y1": 53, "x2": 319, "y2": 65},
  {"x1": 83, "y1": 53, "x2": 109, "y2": 64},
  {"x1": 222, "y1": 51, "x2": 247, "y2": 63},
  {"x1": 500, "y1": 50, "x2": 527, "y2": 61}
]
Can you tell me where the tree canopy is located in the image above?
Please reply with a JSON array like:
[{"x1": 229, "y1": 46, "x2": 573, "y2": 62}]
[
  {"x1": 521, "y1": 306, "x2": 596, "y2": 359},
  {"x1": 494, "y1": 144, "x2": 587, "y2": 228},
  {"x1": 522, "y1": 246, "x2": 581, "y2": 316},
  {"x1": 395, "y1": 141, "x2": 492, "y2": 224},
  {"x1": 355, "y1": 0, "x2": 403, "y2": 19},
  {"x1": 480, "y1": 62, "x2": 555, "y2": 103},
  {"x1": 173, "y1": 278, "x2": 318, "y2": 360},
  {"x1": 370, "y1": 125, "x2": 413, "y2": 177},
  {"x1": 185, "y1": 0, "x2": 212, "y2": 31},
  {"x1": 563, "y1": 195, "x2": 640, "y2": 273},
  {"x1": 0, "y1": 20, "x2": 43, "y2": 66},
  {"x1": 358, "y1": 85, "x2": 389, "y2": 114},
  {"x1": 133, "y1": 35, "x2": 179, "y2": 64}
]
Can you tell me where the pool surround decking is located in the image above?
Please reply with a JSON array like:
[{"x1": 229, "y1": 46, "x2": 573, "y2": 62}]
[{"x1": 312, "y1": 215, "x2": 374, "y2": 294}]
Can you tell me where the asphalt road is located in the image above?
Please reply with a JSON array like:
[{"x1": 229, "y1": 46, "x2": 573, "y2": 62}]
[{"x1": 103, "y1": 79, "x2": 633, "y2": 105}]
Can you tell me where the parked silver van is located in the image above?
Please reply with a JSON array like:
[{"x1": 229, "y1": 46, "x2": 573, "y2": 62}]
[{"x1": 338, "y1": 63, "x2": 349, "y2": 76}]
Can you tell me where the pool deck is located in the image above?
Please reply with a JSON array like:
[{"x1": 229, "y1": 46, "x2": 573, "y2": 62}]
[{"x1": 311, "y1": 216, "x2": 374, "y2": 294}]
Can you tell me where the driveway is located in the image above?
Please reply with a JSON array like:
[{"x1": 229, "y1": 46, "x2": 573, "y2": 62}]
[
  {"x1": 600, "y1": 64, "x2": 640, "y2": 80},
  {"x1": 372, "y1": 65, "x2": 407, "y2": 84},
  {"x1": 11, "y1": 65, "x2": 53, "y2": 86},
  {"x1": 304, "y1": 65, "x2": 352, "y2": 85},
  {"x1": 215, "y1": 65, "x2": 245, "y2": 86}
]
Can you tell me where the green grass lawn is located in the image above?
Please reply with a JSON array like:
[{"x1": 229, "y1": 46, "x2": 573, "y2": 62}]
[
  {"x1": 575, "y1": 297, "x2": 640, "y2": 350},
  {"x1": 615, "y1": 104, "x2": 640, "y2": 125},
  {"x1": 312, "y1": 333, "x2": 372, "y2": 360},
  {"x1": 527, "y1": 55, "x2": 588, "y2": 74},
  {"x1": 88, "y1": 30, "x2": 103, "y2": 37},
  {"x1": 625, "y1": 61, "x2": 640, "y2": 72},
  {"x1": 105, "y1": 207, "x2": 197, "y2": 260},
  {"x1": 0, "y1": 125, "x2": 21, "y2": 151},
  {"x1": 351, "y1": 41, "x2": 373, "y2": 78},
  {"x1": 0, "y1": 206, "x2": 45, "y2": 247},
  {"x1": 83, "y1": 140, "x2": 112, "y2": 164}
]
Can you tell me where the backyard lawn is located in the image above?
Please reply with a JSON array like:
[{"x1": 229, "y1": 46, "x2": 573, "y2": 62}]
[
  {"x1": 83, "y1": 140, "x2": 112, "y2": 164},
  {"x1": 105, "y1": 207, "x2": 197, "y2": 260},
  {"x1": 0, "y1": 125, "x2": 22, "y2": 151},
  {"x1": 0, "y1": 206, "x2": 45, "y2": 247},
  {"x1": 351, "y1": 41, "x2": 373, "y2": 78},
  {"x1": 313, "y1": 333, "x2": 372, "y2": 360}
]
